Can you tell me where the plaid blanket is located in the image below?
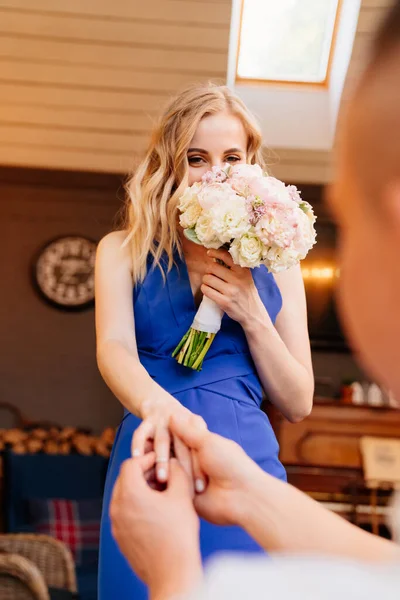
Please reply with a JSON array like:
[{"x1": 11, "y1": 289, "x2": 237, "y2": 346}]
[{"x1": 28, "y1": 497, "x2": 102, "y2": 567}]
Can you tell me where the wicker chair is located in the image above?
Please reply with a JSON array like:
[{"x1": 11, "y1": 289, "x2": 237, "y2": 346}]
[
  {"x1": 0, "y1": 552, "x2": 50, "y2": 600},
  {"x1": 0, "y1": 534, "x2": 77, "y2": 594}
]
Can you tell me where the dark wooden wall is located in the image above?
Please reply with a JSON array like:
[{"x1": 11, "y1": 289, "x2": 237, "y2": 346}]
[{"x1": 0, "y1": 167, "x2": 125, "y2": 432}]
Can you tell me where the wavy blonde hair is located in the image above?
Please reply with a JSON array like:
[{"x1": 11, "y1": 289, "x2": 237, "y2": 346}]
[{"x1": 123, "y1": 82, "x2": 265, "y2": 283}]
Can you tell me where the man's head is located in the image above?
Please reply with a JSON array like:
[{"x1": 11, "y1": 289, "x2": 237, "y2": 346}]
[{"x1": 330, "y1": 0, "x2": 400, "y2": 398}]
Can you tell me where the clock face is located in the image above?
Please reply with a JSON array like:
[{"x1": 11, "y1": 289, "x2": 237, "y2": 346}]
[{"x1": 33, "y1": 236, "x2": 97, "y2": 309}]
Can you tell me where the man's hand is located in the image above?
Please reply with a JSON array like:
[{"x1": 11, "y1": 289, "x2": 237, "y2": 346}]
[
  {"x1": 110, "y1": 452, "x2": 202, "y2": 600},
  {"x1": 170, "y1": 413, "x2": 262, "y2": 527}
]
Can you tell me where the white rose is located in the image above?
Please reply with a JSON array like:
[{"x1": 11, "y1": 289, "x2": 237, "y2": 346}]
[
  {"x1": 198, "y1": 183, "x2": 235, "y2": 210},
  {"x1": 179, "y1": 200, "x2": 202, "y2": 229},
  {"x1": 179, "y1": 182, "x2": 202, "y2": 212},
  {"x1": 209, "y1": 195, "x2": 250, "y2": 244},
  {"x1": 195, "y1": 214, "x2": 222, "y2": 249},
  {"x1": 263, "y1": 246, "x2": 299, "y2": 273},
  {"x1": 293, "y1": 209, "x2": 317, "y2": 258},
  {"x1": 255, "y1": 215, "x2": 272, "y2": 246},
  {"x1": 229, "y1": 234, "x2": 263, "y2": 268}
]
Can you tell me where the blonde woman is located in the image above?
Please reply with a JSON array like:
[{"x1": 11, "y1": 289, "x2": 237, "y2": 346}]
[{"x1": 96, "y1": 83, "x2": 314, "y2": 599}]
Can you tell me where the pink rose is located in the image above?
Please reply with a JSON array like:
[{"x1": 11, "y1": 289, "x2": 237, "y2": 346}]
[
  {"x1": 229, "y1": 164, "x2": 264, "y2": 195},
  {"x1": 201, "y1": 166, "x2": 229, "y2": 184},
  {"x1": 250, "y1": 177, "x2": 292, "y2": 206},
  {"x1": 287, "y1": 184, "x2": 302, "y2": 204}
]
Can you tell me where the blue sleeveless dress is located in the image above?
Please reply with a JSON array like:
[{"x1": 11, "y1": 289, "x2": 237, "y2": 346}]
[{"x1": 98, "y1": 253, "x2": 287, "y2": 599}]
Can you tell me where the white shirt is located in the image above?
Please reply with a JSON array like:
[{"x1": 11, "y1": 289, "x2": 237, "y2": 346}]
[{"x1": 192, "y1": 554, "x2": 400, "y2": 600}]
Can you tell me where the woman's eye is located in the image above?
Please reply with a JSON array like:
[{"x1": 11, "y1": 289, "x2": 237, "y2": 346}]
[
  {"x1": 226, "y1": 156, "x2": 241, "y2": 163},
  {"x1": 188, "y1": 156, "x2": 205, "y2": 165}
]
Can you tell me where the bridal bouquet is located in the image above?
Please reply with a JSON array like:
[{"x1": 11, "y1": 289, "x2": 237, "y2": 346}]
[{"x1": 172, "y1": 163, "x2": 316, "y2": 370}]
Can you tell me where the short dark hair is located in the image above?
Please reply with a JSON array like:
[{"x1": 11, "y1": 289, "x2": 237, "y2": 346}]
[{"x1": 373, "y1": 0, "x2": 400, "y2": 62}]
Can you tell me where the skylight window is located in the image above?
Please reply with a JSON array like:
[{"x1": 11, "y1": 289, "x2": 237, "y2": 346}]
[{"x1": 237, "y1": 0, "x2": 340, "y2": 85}]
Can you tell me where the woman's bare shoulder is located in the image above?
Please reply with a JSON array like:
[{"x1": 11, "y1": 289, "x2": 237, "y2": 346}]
[
  {"x1": 96, "y1": 230, "x2": 132, "y2": 270},
  {"x1": 98, "y1": 230, "x2": 128, "y2": 250}
]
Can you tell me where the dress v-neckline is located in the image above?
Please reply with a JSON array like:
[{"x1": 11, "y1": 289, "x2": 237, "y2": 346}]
[
  {"x1": 177, "y1": 250, "x2": 203, "y2": 311},
  {"x1": 165, "y1": 250, "x2": 199, "y2": 325}
]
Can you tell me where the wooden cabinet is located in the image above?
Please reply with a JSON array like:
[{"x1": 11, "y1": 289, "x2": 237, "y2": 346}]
[
  {"x1": 269, "y1": 402, "x2": 400, "y2": 495},
  {"x1": 278, "y1": 403, "x2": 400, "y2": 468}
]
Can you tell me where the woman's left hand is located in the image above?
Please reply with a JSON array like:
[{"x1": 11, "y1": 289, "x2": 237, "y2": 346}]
[{"x1": 201, "y1": 249, "x2": 265, "y2": 328}]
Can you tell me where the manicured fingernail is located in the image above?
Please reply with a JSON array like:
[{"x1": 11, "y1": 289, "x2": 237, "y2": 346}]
[
  {"x1": 132, "y1": 449, "x2": 141, "y2": 458},
  {"x1": 207, "y1": 250, "x2": 210, "y2": 255},
  {"x1": 158, "y1": 468, "x2": 167, "y2": 481},
  {"x1": 195, "y1": 479, "x2": 205, "y2": 493}
]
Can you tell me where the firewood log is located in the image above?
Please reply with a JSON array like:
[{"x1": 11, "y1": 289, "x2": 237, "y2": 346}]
[
  {"x1": 31, "y1": 428, "x2": 48, "y2": 440},
  {"x1": 26, "y1": 439, "x2": 43, "y2": 454},
  {"x1": 58, "y1": 427, "x2": 76, "y2": 441},
  {"x1": 94, "y1": 439, "x2": 110, "y2": 458},
  {"x1": 44, "y1": 440, "x2": 58, "y2": 455},
  {"x1": 58, "y1": 441, "x2": 71, "y2": 455},
  {"x1": 12, "y1": 442, "x2": 26, "y2": 454},
  {"x1": 72, "y1": 434, "x2": 92, "y2": 456},
  {"x1": 101, "y1": 427, "x2": 116, "y2": 446},
  {"x1": 48, "y1": 427, "x2": 60, "y2": 439},
  {"x1": 4, "y1": 429, "x2": 27, "y2": 445}
]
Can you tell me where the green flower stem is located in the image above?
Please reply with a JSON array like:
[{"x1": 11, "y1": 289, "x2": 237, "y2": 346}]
[
  {"x1": 183, "y1": 329, "x2": 195, "y2": 367},
  {"x1": 172, "y1": 330, "x2": 190, "y2": 357},
  {"x1": 173, "y1": 328, "x2": 217, "y2": 371},
  {"x1": 189, "y1": 331, "x2": 205, "y2": 366},
  {"x1": 191, "y1": 333, "x2": 216, "y2": 371},
  {"x1": 177, "y1": 330, "x2": 193, "y2": 363}
]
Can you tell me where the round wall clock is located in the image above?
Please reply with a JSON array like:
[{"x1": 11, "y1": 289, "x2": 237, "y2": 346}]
[{"x1": 32, "y1": 235, "x2": 97, "y2": 310}]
